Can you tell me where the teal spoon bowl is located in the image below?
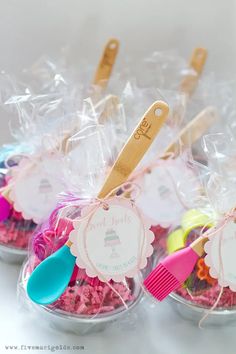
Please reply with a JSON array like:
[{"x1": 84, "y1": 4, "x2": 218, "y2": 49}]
[{"x1": 27, "y1": 245, "x2": 76, "y2": 305}]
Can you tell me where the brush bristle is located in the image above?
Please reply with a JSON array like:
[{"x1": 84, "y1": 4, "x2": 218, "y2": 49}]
[{"x1": 144, "y1": 263, "x2": 181, "y2": 301}]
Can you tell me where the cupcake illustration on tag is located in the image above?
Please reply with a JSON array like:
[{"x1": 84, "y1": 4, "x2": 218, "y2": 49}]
[
  {"x1": 158, "y1": 185, "x2": 171, "y2": 199},
  {"x1": 104, "y1": 228, "x2": 121, "y2": 258},
  {"x1": 38, "y1": 178, "x2": 53, "y2": 202}
]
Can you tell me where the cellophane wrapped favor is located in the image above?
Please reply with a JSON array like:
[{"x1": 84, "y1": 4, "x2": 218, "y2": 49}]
[
  {"x1": 0, "y1": 57, "x2": 92, "y2": 258},
  {"x1": 17, "y1": 103, "x2": 152, "y2": 334},
  {"x1": 147, "y1": 127, "x2": 236, "y2": 325},
  {"x1": 173, "y1": 132, "x2": 236, "y2": 309}
]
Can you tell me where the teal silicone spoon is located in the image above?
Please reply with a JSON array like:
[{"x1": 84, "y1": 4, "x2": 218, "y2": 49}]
[{"x1": 27, "y1": 101, "x2": 169, "y2": 305}]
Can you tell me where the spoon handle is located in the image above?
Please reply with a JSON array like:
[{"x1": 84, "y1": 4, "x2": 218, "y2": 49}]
[
  {"x1": 180, "y1": 47, "x2": 207, "y2": 96},
  {"x1": 93, "y1": 38, "x2": 119, "y2": 89},
  {"x1": 98, "y1": 101, "x2": 169, "y2": 199},
  {"x1": 164, "y1": 106, "x2": 217, "y2": 156}
]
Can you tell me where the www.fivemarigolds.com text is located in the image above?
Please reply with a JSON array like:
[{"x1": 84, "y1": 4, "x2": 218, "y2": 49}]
[{"x1": 4, "y1": 344, "x2": 85, "y2": 352}]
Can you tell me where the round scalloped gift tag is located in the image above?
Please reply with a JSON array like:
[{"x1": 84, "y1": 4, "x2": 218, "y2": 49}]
[
  {"x1": 69, "y1": 198, "x2": 154, "y2": 282},
  {"x1": 9, "y1": 155, "x2": 66, "y2": 224},
  {"x1": 204, "y1": 221, "x2": 236, "y2": 291},
  {"x1": 135, "y1": 157, "x2": 200, "y2": 226}
]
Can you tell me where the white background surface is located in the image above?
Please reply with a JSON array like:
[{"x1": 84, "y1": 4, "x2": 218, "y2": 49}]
[{"x1": 0, "y1": 0, "x2": 236, "y2": 353}]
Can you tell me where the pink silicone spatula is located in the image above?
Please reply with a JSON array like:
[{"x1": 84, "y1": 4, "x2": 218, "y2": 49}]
[{"x1": 143, "y1": 235, "x2": 208, "y2": 301}]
